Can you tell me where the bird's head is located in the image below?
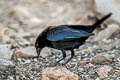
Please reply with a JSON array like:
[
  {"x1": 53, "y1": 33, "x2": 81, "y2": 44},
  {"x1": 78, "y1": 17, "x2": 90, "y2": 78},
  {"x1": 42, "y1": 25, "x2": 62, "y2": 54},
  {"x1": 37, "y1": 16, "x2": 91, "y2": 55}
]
[
  {"x1": 35, "y1": 43, "x2": 42, "y2": 58},
  {"x1": 35, "y1": 36, "x2": 45, "y2": 58}
]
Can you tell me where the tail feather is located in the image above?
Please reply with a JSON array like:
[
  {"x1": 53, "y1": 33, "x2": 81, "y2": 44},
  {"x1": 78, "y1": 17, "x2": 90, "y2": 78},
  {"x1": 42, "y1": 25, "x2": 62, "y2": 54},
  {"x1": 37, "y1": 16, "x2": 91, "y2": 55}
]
[
  {"x1": 86, "y1": 13, "x2": 112, "y2": 33},
  {"x1": 93, "y1": 13, "x2": 112, "y2": 27},
  {"x1": 60, "y1": 13, "x2": 112, "y2": 33}
]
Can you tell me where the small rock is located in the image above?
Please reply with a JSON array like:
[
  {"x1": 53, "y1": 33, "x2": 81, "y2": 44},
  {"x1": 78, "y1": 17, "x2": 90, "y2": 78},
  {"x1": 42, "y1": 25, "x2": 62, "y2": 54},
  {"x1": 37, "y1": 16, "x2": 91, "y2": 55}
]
[
  {"x1": 42, "y1": 66, "x2": 78, "y2": 80},
  {"x1": 94, "y1": 24, "x2": 120, "y2": 41},
  {"x1": 86, "y1": 63, "x2": 94, "y2": 68},
  {"x1": 8, "y1": 76, "x2": 14, "y2": 80},
  {"x1": 23, "y1": 60, "x2": 31, "y2": 64},
  {"x1": 23, "y1": 17, "x2": 43, "y2": 27},
  {"x1": 34, "y1": 58, "x2": 38, "y2": 62},
  {"x1": 77, "y1": 60, "x2": 89, "y2": 67},
  {"x1": 0, "y1": 45, "x2": 13, "y2": 60},
  {"x1": 91, "y1": 53, "x2": 115, "y2": 64},
  {"x1": 97, "y1": 65, "x2": 113, "y2": 78},
  {"x1": 0, "y1": 59, "x2": 15, "y2": 70},
  {"x1": 14, "y1": 46, "x2": 37, "y2": 58},
  {"x1": 14, "y1": 46, "x2": 51, "y2": 58}
]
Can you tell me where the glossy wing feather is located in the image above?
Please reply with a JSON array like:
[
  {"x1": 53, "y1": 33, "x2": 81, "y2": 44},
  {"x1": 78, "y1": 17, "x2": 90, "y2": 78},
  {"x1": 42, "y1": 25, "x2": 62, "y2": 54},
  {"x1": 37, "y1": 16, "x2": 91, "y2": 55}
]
[{"x1": 47, "y1": 27, "x2": 93, "y2": 41}]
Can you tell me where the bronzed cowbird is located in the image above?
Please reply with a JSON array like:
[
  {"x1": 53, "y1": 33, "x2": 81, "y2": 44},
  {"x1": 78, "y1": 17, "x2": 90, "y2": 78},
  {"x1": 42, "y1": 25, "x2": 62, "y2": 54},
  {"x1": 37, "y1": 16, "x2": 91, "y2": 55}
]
[{"x1": 35, "y1": 13, "x2": 112, "y2": 65}]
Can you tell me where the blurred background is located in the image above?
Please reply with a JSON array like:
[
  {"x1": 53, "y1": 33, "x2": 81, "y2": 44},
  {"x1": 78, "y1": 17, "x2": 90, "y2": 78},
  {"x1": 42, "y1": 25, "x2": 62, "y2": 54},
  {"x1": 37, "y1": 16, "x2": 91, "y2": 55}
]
[{"x1": 0, "y1": 0, "x2": 120, "y2": 80}]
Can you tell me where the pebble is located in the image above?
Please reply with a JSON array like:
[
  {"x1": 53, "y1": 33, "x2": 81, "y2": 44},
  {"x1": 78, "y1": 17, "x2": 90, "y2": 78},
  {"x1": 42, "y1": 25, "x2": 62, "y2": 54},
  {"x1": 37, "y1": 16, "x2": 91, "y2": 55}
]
[
  {"x1": 8, "y1": 76, "x2": 14, "y2": 80},
  {"x1": 77, "y1": 60, "x2": 89, "y2": 67},
  {"x1": 96, "y1": 65, "x2": 113, "y2": 78},
  {"x1": 23, "y1": 60, "x2": 31, "y2": 64}
]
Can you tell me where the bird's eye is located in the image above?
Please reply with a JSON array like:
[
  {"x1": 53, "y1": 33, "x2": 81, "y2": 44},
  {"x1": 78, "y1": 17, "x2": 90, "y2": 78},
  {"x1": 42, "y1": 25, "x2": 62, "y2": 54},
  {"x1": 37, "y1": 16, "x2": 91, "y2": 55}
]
[{"x1": 35, "y1": 43, "x2": 39, "y2": 47}]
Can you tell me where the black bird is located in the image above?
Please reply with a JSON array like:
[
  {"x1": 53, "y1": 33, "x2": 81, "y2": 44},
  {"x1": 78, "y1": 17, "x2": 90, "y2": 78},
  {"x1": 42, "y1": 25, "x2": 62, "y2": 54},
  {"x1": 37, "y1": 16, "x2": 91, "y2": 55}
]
[{"x1": 35, "y1": 13, "x2": 112, "y2": 65}]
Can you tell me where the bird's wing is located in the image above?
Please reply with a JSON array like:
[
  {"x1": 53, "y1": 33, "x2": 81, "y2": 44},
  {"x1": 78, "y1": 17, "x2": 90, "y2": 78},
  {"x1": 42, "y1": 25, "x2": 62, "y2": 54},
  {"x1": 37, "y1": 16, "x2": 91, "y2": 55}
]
[{"x1": 46, "y1": 27, "x2": 93, "y2": 41}]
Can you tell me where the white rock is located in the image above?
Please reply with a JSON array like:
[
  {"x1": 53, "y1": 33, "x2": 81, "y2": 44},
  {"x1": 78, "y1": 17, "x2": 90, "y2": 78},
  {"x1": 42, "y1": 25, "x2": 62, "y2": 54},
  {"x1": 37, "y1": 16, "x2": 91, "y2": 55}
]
[
  {"x1": 0, "y1": 45, "x2": 13, "y2": 60},
  {"x1": 95, "y1": 0, "x2": 120, "y2": 23},
  {"x1": 23, "y1": 17, "x2": 43, "y2": 26}
]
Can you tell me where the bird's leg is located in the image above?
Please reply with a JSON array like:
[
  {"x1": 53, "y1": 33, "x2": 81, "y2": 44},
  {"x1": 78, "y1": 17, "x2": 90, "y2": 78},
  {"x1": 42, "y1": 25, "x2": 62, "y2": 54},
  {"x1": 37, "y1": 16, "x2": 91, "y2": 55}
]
[
  {"x1": 56, "y1": 49, "x2": 66, "y2": 64},
  {"x1": 63, "y1": 49, "x2": 74, "y2": 65}
]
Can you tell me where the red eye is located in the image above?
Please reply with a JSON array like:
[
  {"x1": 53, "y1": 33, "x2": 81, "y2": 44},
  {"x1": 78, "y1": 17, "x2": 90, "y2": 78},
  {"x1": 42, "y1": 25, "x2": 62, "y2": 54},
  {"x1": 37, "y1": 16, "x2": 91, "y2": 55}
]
[{"x1": 36, "y1": 43, "x2": 39, "y2": 47}]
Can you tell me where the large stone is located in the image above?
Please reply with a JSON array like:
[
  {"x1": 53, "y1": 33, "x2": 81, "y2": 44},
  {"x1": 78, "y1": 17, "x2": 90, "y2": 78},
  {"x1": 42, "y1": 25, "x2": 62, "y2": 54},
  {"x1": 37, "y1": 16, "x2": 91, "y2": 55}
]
[
  {"x1": 95, "y1": 0, "x2": 120, "y2": 23},
  {"x1": 94, "y1": 24, "x2": 120, "y2": 41},
  {"x1": 42, "y1": 66, "x2": 78, "y2": 80},
  {"x1": 0, "y1": 45, "x2": 13, "y2": 60}
]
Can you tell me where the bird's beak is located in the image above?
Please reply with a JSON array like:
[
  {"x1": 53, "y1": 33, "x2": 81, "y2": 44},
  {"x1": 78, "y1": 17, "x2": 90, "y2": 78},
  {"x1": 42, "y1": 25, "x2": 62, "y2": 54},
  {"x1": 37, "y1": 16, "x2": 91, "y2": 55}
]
[{"x1": 36, "y1": 48, "x2": 41, "y2": 58}]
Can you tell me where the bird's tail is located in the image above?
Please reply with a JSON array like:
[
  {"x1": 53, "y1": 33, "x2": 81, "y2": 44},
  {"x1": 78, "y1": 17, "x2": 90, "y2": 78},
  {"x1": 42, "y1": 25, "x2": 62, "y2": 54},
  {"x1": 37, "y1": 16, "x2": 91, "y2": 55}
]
[
  {"x1": 93, "y1": 13, "x2": 112, "y2": 27},
  {"x1": 87, "y1": 13, "x2": 112, "y2": 33}
]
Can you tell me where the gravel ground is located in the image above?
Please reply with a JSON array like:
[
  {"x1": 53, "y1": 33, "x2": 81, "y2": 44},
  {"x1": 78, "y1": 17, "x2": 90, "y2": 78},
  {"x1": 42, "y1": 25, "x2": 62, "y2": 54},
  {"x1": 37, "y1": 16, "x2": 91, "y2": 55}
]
[
  {"x1": 0, "y1": 0, "x2": 120, "y2": 80},
  {"x1": 1, "y1": 38, "x2": 120, "y2": 80}
]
